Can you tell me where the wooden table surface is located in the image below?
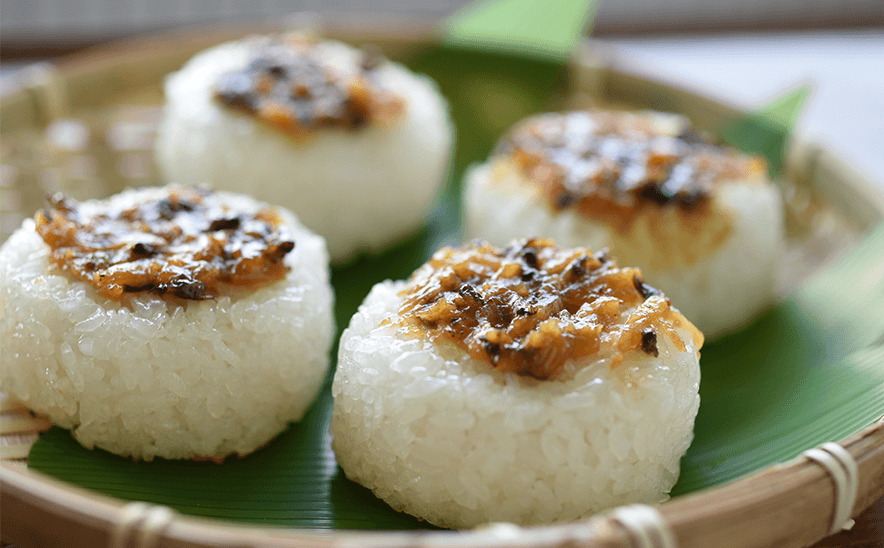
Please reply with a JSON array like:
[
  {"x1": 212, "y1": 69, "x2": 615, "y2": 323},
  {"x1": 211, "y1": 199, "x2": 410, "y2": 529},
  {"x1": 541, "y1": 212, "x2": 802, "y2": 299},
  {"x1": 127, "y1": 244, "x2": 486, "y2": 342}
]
[{"x1": 810, "y1": 496, "x2": 884, "y2": 547}]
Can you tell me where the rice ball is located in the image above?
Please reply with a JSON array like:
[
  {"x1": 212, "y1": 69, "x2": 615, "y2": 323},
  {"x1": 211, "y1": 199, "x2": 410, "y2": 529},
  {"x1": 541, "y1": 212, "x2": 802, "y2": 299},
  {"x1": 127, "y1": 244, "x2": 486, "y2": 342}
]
[
  {"x1": 331, "y1": 239, "x2": 702, "y2": 528},
  {"x1": 465, "y1": 110, "x2": 784, "y2": 338},
  {"x1": 0, "y1": 186, "x2": 334, "y2": 461},
  {"x1": 155, "y1": 34, "x2": 455, "y2": 263}
]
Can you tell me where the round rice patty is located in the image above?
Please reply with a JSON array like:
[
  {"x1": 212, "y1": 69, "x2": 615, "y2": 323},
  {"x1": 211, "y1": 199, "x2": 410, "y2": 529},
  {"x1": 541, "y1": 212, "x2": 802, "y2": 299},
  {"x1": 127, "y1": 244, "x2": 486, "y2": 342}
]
[
  {"x1": 0, "y1": 187, "x2": 334, "y2": 461},
  {"x1": 331, "y1": 281, "x2": 700, "y2": 529},
  {"x1": 464, "y1": 161, "x2": 783, "y2": 338},
  {"x1": 155, "y1": 37, "x2": 455, "y2": 263}
]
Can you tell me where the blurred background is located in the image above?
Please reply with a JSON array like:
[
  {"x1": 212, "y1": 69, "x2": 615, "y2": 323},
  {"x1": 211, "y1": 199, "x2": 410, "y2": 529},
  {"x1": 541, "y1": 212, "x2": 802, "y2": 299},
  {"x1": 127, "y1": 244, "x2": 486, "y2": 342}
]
[
  {"x1": 3, "y1": 0, "x2": 881, "y2": 192},
  {"x1": 0, "y1": 0, "x2": 882, "y2": 55}
]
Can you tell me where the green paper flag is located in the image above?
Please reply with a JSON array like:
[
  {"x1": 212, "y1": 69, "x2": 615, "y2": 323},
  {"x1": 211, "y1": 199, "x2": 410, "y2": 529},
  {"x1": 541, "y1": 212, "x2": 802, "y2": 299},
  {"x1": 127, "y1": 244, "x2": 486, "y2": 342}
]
[
  {"x1": 722, "y1": 84, "x2": 811, "y2": 178},
  {"x1": 444, "y1": 0, "x2": 598, "y2": 60}
]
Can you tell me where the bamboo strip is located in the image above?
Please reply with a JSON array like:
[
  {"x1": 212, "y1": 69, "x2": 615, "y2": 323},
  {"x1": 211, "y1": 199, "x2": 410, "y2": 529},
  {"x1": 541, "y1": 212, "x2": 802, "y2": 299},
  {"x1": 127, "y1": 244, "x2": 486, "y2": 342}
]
[
  {"x1": 0, "y1": 442, "x2": 35, "y2": 460},
  {"x1": 0, "y1": 394, "x2": 28, "y2": 413},
  {"x1": 0, "y1": 415, "x2": 52, "y2": 435}
]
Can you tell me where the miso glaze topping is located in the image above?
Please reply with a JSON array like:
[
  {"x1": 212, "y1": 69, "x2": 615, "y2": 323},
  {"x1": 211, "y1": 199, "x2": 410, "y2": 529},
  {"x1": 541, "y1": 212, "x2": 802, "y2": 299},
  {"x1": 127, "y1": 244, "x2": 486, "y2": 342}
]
[
  {"x1": 214, "y1": 35, "x2": 405, "y2": 138},
  {"x1": 35, "y1": 188, "x2": 295, "y2": 301},
  {"x1": 393, "y1": 239, "x2": 703, "y2": 380},
  {"x1": 501, "y1": 111, "x2": 766, "y2": 229}
]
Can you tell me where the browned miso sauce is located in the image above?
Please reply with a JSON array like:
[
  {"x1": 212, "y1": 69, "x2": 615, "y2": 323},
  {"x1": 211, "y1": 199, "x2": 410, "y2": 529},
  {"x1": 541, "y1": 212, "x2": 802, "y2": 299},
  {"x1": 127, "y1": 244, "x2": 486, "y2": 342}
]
[
  {"x1": 35, "y1": 188, "x2": 295, "y2": 301},
  {"x1": 392, "y1": 239, "x2": 703, "y2": 380},
  {"x1": 214, "y1": 35, "x2": 405, "y2": 138},
  {"x1": 501, "y1": 111, "x2": 766, "y2": 231}
]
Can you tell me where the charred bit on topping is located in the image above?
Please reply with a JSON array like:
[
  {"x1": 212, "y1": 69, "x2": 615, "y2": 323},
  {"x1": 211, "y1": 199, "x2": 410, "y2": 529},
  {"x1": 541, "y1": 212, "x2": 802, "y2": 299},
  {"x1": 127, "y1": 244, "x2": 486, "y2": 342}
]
[
  {"x1": 555, "y1": 192, "x2": 576, "y2": 209},
  {"x1": 565, "y1": 255, "x2": 587, "y2": 279},
  {"x1": 481, "y1": 337, "x2": 501, "y2": 358},
  {"x1": 641, "y1": 328, "x2": 659, "y2": 357},
  {"x1": 594, "y1": 248, "x2": 611, "y2": 264},
  {"x1": 158, "y1": 197, "x2": 195, "y2": 220},
  {"x1": 633, "y1": 274, "x2": 661, "y2": 300},
  {"x1": 522, "y1": 249, "x2": 539, "y2": 269},
  {"x1": 208, "y1": 217, "x2": 241, "y2": 231},
  {"x1": 131, "y1": 242, "x2": 157, "y2": 258}
]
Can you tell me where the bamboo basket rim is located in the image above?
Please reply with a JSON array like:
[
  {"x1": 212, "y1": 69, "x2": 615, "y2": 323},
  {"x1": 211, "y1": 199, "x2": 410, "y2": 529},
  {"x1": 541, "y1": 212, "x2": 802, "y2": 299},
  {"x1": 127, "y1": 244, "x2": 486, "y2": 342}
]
[
  {"x1": 1, "y1": 18, "x2": 883, "y2": 548},
  {"x1": 2, "y1": 420, "x2": 882, "y2": 547}
]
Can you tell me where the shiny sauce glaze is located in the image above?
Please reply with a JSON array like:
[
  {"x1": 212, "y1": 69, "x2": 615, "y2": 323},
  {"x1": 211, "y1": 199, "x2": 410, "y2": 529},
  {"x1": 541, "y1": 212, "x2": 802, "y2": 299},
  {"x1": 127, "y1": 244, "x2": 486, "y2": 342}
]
[
  {"x1": 214, "y1": 35, "x2": 405, "y2": 138},
  {"x1": 500, "y1": 111, "x2": 767, "y2": 231},
  {"x1": 35, "y1": 188, "x2": 295, "y2": 301},
  {"x1": 392, "y1": 239, "x2": 703, "y2": 380}
]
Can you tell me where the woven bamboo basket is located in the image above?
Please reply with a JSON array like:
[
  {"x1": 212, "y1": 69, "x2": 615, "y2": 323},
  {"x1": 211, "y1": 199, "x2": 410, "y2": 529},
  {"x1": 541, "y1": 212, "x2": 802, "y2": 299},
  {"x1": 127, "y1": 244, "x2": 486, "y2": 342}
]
[{"x1": 1, "y1": 17, "x2": 883, "y2": 548}]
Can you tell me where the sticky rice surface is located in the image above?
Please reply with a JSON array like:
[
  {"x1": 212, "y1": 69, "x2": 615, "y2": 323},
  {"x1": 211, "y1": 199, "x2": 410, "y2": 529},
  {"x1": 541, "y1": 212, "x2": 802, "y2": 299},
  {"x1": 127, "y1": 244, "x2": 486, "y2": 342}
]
[
  {"x1": 331, "y1": 280, "x2": 700, "y2": 529},
  {"x1": 465, "y1": 160, "x2": 783, "y2": 338},
  {"x1": 155, "y1": 37, "x2": 454, "y2": 263},
  {"x1": 0, "y1": 187, "x2": 334, "y2": 461}
]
